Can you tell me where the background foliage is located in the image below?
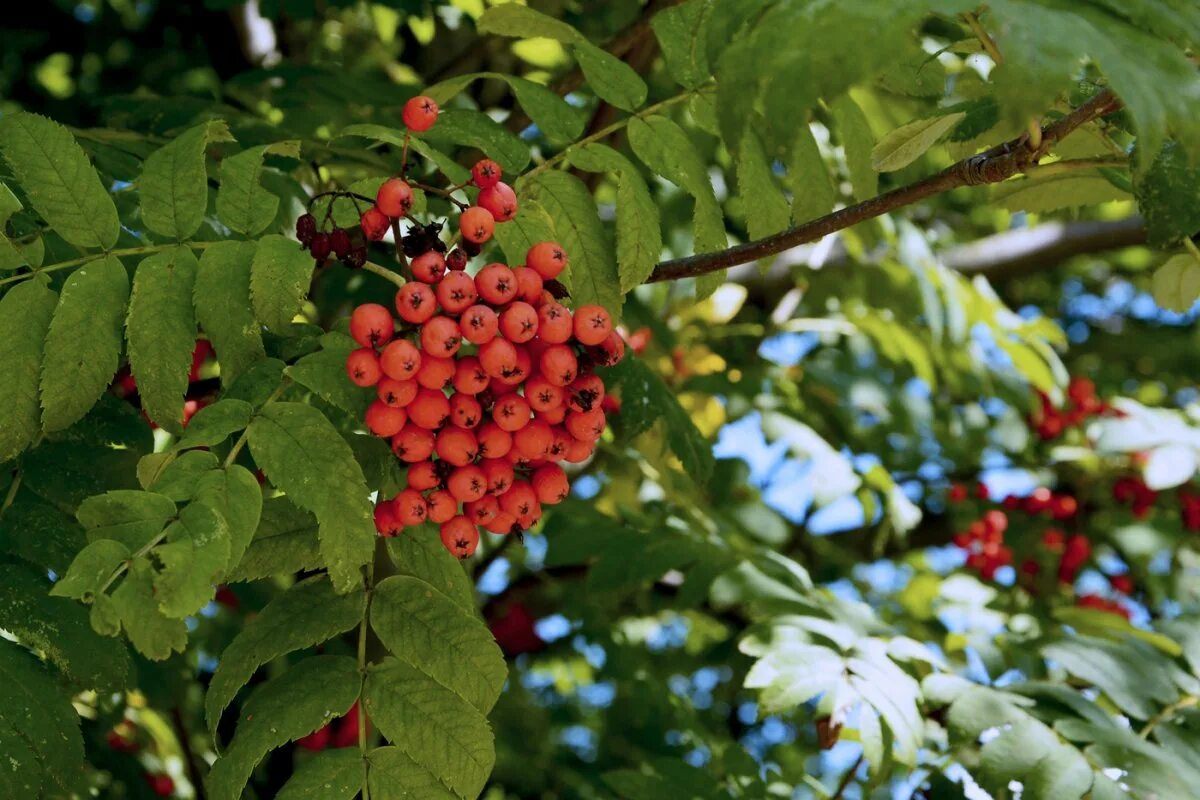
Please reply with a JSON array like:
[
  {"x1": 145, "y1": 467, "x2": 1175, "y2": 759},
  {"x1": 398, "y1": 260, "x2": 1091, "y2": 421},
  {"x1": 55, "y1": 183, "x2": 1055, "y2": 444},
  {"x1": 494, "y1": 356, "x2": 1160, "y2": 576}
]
[{"x1": 1, "y1": 1, "x2": 1200, "y2": 798}]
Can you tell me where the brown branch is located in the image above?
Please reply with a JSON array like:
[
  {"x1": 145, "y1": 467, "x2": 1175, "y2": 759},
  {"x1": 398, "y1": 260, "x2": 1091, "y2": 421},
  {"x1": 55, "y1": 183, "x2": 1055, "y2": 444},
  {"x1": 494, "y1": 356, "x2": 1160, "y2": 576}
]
[{"x1": 647, "y1": 90, "x2": 1125, "y2": 284}]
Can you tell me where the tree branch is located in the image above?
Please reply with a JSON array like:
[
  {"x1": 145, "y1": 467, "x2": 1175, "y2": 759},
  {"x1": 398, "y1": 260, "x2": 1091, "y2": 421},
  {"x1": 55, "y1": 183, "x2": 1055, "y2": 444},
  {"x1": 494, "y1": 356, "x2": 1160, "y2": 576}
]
[
  {"x1": 945, "y1": 216, "x2": 1146, "y2": 279},
  {"x1": 647, "y1": 89, "x2": 1125, "y2": 284}
]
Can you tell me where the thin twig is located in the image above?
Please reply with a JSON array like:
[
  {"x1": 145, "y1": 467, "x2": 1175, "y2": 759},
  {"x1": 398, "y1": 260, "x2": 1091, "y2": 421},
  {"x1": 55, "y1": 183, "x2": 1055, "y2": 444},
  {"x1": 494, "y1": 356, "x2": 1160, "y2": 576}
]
[{"x1": 831, "y1": 754, "x2": 864, "y2": 800}]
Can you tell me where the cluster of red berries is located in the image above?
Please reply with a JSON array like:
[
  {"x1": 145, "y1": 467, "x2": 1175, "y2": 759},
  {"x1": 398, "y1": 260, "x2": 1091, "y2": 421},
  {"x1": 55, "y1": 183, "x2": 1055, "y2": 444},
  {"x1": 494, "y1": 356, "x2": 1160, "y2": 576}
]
[
  {"x1": 297, "y1": 702, "x2": 363, "y2": 751},
  {"x1": 1031, "y1": 377, "x2": 1114, "y2": 440},
  {"x1": 344, "y1": 233, "x2": 623, "y2": 559}
]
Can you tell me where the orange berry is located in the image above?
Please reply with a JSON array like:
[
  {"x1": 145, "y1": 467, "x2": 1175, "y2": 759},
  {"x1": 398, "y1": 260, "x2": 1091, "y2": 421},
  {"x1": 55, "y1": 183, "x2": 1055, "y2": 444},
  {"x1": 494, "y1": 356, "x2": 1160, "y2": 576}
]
[
  {"x1": 497, "y1": 345, "x2": 531, "y2": 386},
  {"x1": 426, "y1": 490, "x2": 457, "y2": 524},
  {"x1": 567, "y1": 374, "x2": 605, "y2": 413},
  {"x1": 479, "y1": 337, "x2": 519, "y2": 378},
  {"x1": 478, "y1": 181, "x2": 518, "y2": 222},
  {"x1": 361, "y1": 207, "x2": 390, "y2": 241},
  {"x1": 411, "y1": 251, "x2": 446, "y2": 284},
  {"x1": 407, "y1": 460, "x2": 440, "y2": 491},
  {"x1": 514, "y1": 267, "x2": 544, "y2": 304},
  {"x1": 539, "y1": 344, "x2": 578, "y2": 386},
  {"x1": 563, "y1": 436, "x2": 594, "y2": 463},
  {"x1": 572, "y1": 304, "x2": 612, "y2": 346},
  {"x1": 484, "y1": 511, "x2": 518, "y2": 535},
  {"x1": 566, "y1": 408, "x2": 606, "y2": 441},
  {"x1": 379, "y1": 339, "x2": 422, "y2": 380},
  {"x1": 447, "y1": 465, "x2": 488, "y2": 502},
  {"x1": 416, "y1": 354, "x2": 455, "y2": 391},
  {"x1": 525, "y1": 374, "x2": 564, "y2": 412},
  {"x1": 466, "y1": 495, "x2": 500, "y2": 525},
  {"x1": 459, "y1": 206, "x2": 495, "y2": 244},
  {"x1": 436, "y1": 270, "x2": 478, "y2": 314},
  {"x1": 547, "y1": 425, "x2": 573, "y2": 459},
  {"x1": 436, "y1": 427, "x2": 479, "y2": 466},
  {"x1": 407, "y1": 388, "x2": 451, "y2": 430},
  {"x1": 395, "y1": 282, "x2": 437, "y2": 324},
  {"x1": 393, "y1": 488, "x2": 428, "y2": 526},
  {"x1": 471, "y1": 159, "x2": 502, "y2": 189},
  {"x1": 492, "y1": 393, "x2": 531, "y2": 432},
  {"x1": 513, "y1": 419, "x2": 553, "y2": 460},
  {"x1": 476, "y1": 423, "x2": 513, "y2": 460},
  {"x1": 453, "y1": 356, "x2": 490, "y2": 395},
  {"x1": 450, "y1": 393, "x2": 483, "y2": 429},
  {"x1": 440, "y1": 515, "x2": 479, "y2": 558},
  {"x1": 350, "y1": 303, "x2": 394, "y2": 348},
  {"x1": 593, "y1": 331, "x2": 625, "y2": 366},
  {"x1": 377, "y1": 377, "x2": 417, "y2": 408},
  {"x1": 499, "y1": 480, "x2": 539, "y2": 524},
  {"x1": 475, "y1": 263, "x2": 517, "y2": 305},
  {"x1": 537, "y1": 404, "x2": 567, "y2": 425},
  {"x1": 499, "y1": 301, "x2": 539, "y2": 343},
  {"x1": 374, "y1": 500, "x2": 402, "y2": 536},
  {"x1": 420, "y1": 315, "x2": 462, "y2": 357},
  {"x1": 365, "y1": 400, "x2": 407, "y2": 437},
  {"x1": 403, "y1": 95, "x2": 439, "y2": 132},
  {"x1": 526, "y1": 241, "x2": 567, "y2": 280},
  {"x1": 346, "y1": 348, "x2": 382, "y2": 387},
  {"x1": 532, "y1": 464, "x2": 570, "y2": 505},
  {"x1": 459, "y1": 304, "x2": 499, "y2": 345},
  {"x1": 391, "y1": 424, "x2": 435, "y2": 462},
  {"x1": 536, "y1": 302, "x2": 573, "y2": 343},
  {"x1": 481, "y1": 458, "x2": 514, "y2": 496},
  {"x1": 376, "y1": 178, "x2": 414, "y2": 218}
]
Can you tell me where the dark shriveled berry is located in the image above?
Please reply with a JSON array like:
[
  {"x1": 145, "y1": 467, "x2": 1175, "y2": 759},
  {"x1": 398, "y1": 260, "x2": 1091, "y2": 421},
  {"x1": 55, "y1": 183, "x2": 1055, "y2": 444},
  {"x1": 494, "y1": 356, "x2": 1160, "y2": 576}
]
[
  {"x1": 545, "y1": 279, "x2": 570, "y2": 300},
  {"x1": 447, "y1": 249, "x2": 468, "y2": 271},
  {"x1": 462, "y1": 239, "x2": 482, "y2": 257},
  {"x1": 343, "y1": 246, "x2": 367, "y2": 269},
  {"x1": 311, "y1": 232, "x2": 332, "y2": 261},
  {"x1": 296, "y1": 213, "x2": 317, "y2": 246},
  {"x1": 330, "y1": 228, "x2": 351, "y2": 259}
]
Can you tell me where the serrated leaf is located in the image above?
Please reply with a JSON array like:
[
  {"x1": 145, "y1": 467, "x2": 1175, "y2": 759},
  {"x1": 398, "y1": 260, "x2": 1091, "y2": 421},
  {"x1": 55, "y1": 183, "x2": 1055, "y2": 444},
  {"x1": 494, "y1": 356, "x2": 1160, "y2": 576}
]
[
  {"x1": 40, "y1": 255, "x2": 129, "y2": 432},
  {"x1": 287, "y1": 332, "x2": 372, "y2": 417},
  {"x1": 0, "y1": 112, "x2": 119, "y2": 249},
  {"x1": 790, "y1": 124, "x2": 835, "y2": 224},
  {"x1": 518, "y1": 171, "x2": 621, "y2": 314},
  {"x1": 205, "y1": 575, "x2": 364, "y2": 736},
  {"x1": 246, "y1": 402, "x2": 374, "y2": 592},
  {"x1": 173, "y1": 398, "x2": 254, "y2": 450},
  {"x1": 250, "y1": 234, "x2": 314, "y2": 334},
  {"x1": 0, "y1": 181, "x2": 42, "y2": 271},
  {"x1": 871, "y1": 111, "x2": 966, "y2": 172},
  {"x1": 371, "y1": 575, "x2": 506, "y2": 715},
  {"x1": 195, "y1": 241, "x2": 266, "y2": 384},
  {"x1": 50, "y1": 538, "x2": 130, "y2": 601},
  {"x1": 1044, "y1": 637, "x2": 1179, "y2": 719},
  {"x1": 569, "y1": 143, "x2": 662, "y2": 292},
  {"x1": 0, "y1": 641, "x2": 89, "y2": 796},
  {"x1": 77, "y1": 489, "x2": 176, "y2": 550},
  {"x1": 126, "y1": 246, "x2": 199, "y2": 433},
  {"x1": 831, "y1": 94, "x2": 877, "y2": 201},
  {"x1": 207, "y1": 655, "x2": 361, "y2": 800},
  {"x1": 193, "y1": 465, "x2": 261, "y2": 570},
  {"x1": 152, "y1": 500, "x2": 231, "y2": 617},
  {"x1": 476, "y1": 3, "x2": 581, "y2": 41},
  {"x1": 367, "y1": 746, "x2": 456, "y2": 800},
  {"x1": 385, "y1": 532, "x2": 475, "y2": 611},
  {"x1": 1134, "y1": 140, "x2": 1200, "y2": 246},
  {"x1": 423, "y1": 110, "x2": 530, "y2": 175},
  {"x1": 227, "y1": 496, "x2": 321, "y2": 582},
  {"x1": 995, "y1": 174, "x2": 1131, "y2": 213},
  {"x1": 427, "y1": 73, "x2": 587, "y2": 143},
  {"x1": 492, "y1": 196, "x2": 557, "y2": 266},
  {"x1": 110, "y1": 559, "x2": 188, "y2": 659},
  {"x1": 277, "y1": 748, "x2": 362, "y2": 800},
  {"x1": 139, "y1": 120, "x2": 233, "y2": 240},
  {"x1": 217, "y1": 140, "x2": 300, "y2": 236},
  {"x1": 0, "y1": 278, "x2": 57, "y2": 461},
  {"x1": 145, "y1": 449, "x2": 218, "y2": 501},
  {"x1": 737, "y1": 129, "x2": 791, "y2": 240},
  {"x1": 571, "y1": 41, "x2": 648, "y2": 111},
  {"x1": 652, "y1": 0, "x2": 714, "y2": 89},
  {"x1": 1152, "y1": 253, "x2": 1200, "y2": 312},
  {"x1": 363, "y1": 658, "x2": 495, "y2": 799}
]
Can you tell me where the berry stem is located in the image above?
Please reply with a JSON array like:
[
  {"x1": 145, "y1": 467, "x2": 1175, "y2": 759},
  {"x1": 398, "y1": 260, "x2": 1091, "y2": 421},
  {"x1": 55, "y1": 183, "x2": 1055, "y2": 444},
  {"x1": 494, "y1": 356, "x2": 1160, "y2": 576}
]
[
  {"x1": 400, "y1": 132, "x2": 411, "y2": 180},
  {"x1": 363, "y1": 260, "x2": 407, "y2": 288},
  {"x1": 0, "y1": 242, "x2": 218, "y2": 288},
  {"x1": 410, "y1": 181, "x2": 469, "y2": 210}
]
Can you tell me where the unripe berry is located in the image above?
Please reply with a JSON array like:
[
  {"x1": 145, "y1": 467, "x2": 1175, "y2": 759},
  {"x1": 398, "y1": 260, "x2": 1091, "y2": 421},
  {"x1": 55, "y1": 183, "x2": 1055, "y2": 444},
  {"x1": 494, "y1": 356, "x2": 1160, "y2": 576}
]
[
  {"x1": 393, "y1": 489, "x2": 428, "y2": 526},
  {"x1": 361, "y1": 207, "x2": 391, "y2": 241},
  {"x1": 525, "y1": 374, "x2": 564, "y2": 412},
  {"x1": 440, "y1": 515, "x2": 479, "y2": 558},
  {"x1": 330, "y1": 228, "x2": 352, "y2": 259},
  {"x1": 411, "y1": 251, "x2": 447, "y2": 284},
  {"x1": 426, "y1": 490, "x2": 457, "y2": 524},
  {"x1": 374, "y1": 500, "x2": 402, "y2": 536},
  {"x1": 480, "y1": 458, "x2": 514, "y2": 496},
  {"x1": 513, "y1": 419, "x2": 553, "y2": 460},
  {"x1": 350, "y1": 303, "x2": 394, "y2": 348},
  {"x1": 395, "y1": 282, "x2": 437, "y2": 324},
  {"x1": 499, "y1": 301, "x2": 539, "y2": 343},
  {"x1": 537, "y1": 303, "x2": 573, "y2": 343},
  {"x1": 376, "y1": 178, "x2": 414, "y2": 218},
  {"x1": 459, "y1": 206, "x2": 495, "y2": 244},
  {"x1": 379, "y1": 339, "x2": 422, "y2": 380},
  {"x1": 408, "y1": 388, "x2": 451, "y2": 429},
  {"x1": 479, "y1": 337, "x2": 519, "y2": 378},
  {"x1": 296, "y1": 213, "x2": 317, "y2": 246},
  {"x1": 435, "y1": 270, "x2": 478, "y2": 314},
  {"x1": 403, "y1": 95, "x2": 440, "y2": 132},
  {"x1": 448, "y1": 465, "x2": 488, "y2": 502},
  {"x1": 526, "y1": 241, "x2": 567, "y2": 279},
  {"x1": 471, "y1": 159, "x2": 502, "y2": 189},
  {"x1": 566, "y1": 408, "x2": 606, "y2": 441},
  {"x1": 453, "y1": 356, "x2": 490, "y2": 395},
  {"x1": 416, "y1": 354, "x2": 455, "y2": 391},
  {"x1": 492, "y1": 393, "x2": 532, "y2": 432},
  {"x1": 407, "y1": 460, "x2": 440, "y2": 491},
  {"x1": 540, "y1": 344, "x2": 578, "y2": 386},
  {"x1": 567, "y1": 374, "x2": 605, "y2": 413},
  {"x1": 533, "y1": 464, "x2": 570, "y2": 504},
  {"x1": 450, "y1": 393, "x2": 483, "y2": 429},
  {"x1": 366, "y1": 400, "x2": 407, "y2": 437},
  {"x1": 572, "y1": 304, "x2": 612, "y2": 346},
  {"x1": 460, "y1": 304, "x2": 500, "y2": 345},
  {"x1": 436, "y1": 426, "x2": 479, "y2": 467},
  {"x1": 377, "y1": 377, "x2": 417, "y2": 408},
  {"x1": 478, "y1": 181, "x2": 518, "y2": 222},
  {"x1": 476, "y1": 423, "x2": 513, "y2": 460},
  {"x1": 346, "y1": 348, "x2": 383, "y2": 387},
  {"x1": 466, "y1": 494, "x2": 500, "y2": 525},
  {"x1": 420, "y1": 315, "x2": 462, "y2": 357},
  {"x1": 391, "y1": 424, "x2": 435, "y2": 462},
  {"x1": 475, "y1": 263, "x2": 517, "y2": 305}
]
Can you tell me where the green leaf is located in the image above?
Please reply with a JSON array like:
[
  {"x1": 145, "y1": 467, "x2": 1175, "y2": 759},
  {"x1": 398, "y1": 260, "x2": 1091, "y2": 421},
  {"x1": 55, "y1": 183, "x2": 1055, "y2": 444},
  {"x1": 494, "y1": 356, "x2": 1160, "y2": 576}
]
[
  {"x1": 126, "y1": 246, "x2": 199, "y2": 433},
  {"x1": 831, "y1": 94, "x2": 877, "y2": 201},
  {"x1": 789, "y1": 123, "x2": 835, "y2": 224},
  {"x1": 367, "y1": 747, "x2": 456, "y2": 800},
  {"x1": 40, "y1": 255, "x2": 129, "y2": 432},
  {"x1": 287, "y1": 332, "x2": 372, "y2": 417},
  {"x1": 0, "y1": 641, "x2": 89, "y2": 797},
  {"x1": 139, "y1": 120, "x2": 233, "y2": 240},
  {"x1": 492, "y1": 196, "x2": 557, "y2": 266},
  {"x1": 426, "y1": 73, "x2": 587, "y2": 143},
  {"x1": 246, "y1": 402, "x2": 374, "y2": 592},
  {"x1": 50, "y1": 539, "x2": 130, "y2": 601},
  {"x1": 250, "y1": 234, "x2": 314, "y2": 334},
  {"x1": 110, "y1": 559, "x2": 188, "y2": 659},
  {"x1": 1134, "y1": 140, "x2": 1200, "y2": 246},
  {"x1": 205, "y1": 576, "x2": 364, "y2": 735},
  {"x1": 77, "y1": 489, "x2": 176, "y2": 550},
  {"x1": 385, "y1": 531, "x2": 476, "y2": 611},
  {"x1": 572, "y1": 41, "x2": 648, "y2": 111},
  {"x1": 0, "y1": 111, "x2": 119, "y2": 249},
  {"x1": 371, "y1": 575, "x2": 506, "y2": 714},
  {"x1": 995, "y1": 174, "x2": 1131, "y2": 213},
  {"x1": 1152, "y1": 253, "x2": 1200, "y2": 312},
  {"x1": 207, "y1": 655, "x2": 361, "y2": 800},
  {"x1": 0, "y1": 494, "x2": 87, "y2": 575},
  {"x1": 143, "y1": 449, "x2": 218, "y2": 501},
  {"x1": 216, "y1": 140, "x2": 300, "y2": 236},
  {"x1": 195, "y1": 241, "x2": 266, "y2": 383},
  {"x1": 173, "y1": 398, "x2": 254, "y2": 450},
  {"x1": 193, "y1": 465, "x2": 262, "y2": 570},
  {"x1": 871, "y1": 112, "x2": 966, "y2": 172},
  {"x1": 277, "y1": 748, "x2": 363, "y2": 800},
  {"x1": 423, "y1": 110, "x2": 530, "y2": 175},
  {"x1": 1043, "y1": 637, "x2": 1179, "y2": 719},
  {"x1": 363, "y1": 658, "x2": 495, "y2": 799},
  {"x1": 0, "y1": 278, "x2": 57, "y2": 461},
  {"x1": 476, "y1": 3, "x2": 580, "y2": 41},
  {"x1": 977, "y1": 718, "x2": 1093, "y2": 800},
  {"x1": 568, "y1": 143, "x2": 662, "y2": 292},
  {"x1": 227, "y1": 496, "x2": 321, "y2": 582},
  {"x1": 152, "y1": 500, "x2": 231, "y2": 617},
  {"x1": 736, "y1": 129, "x2": 791, "y2": 240},
  {"x1": 0, "y1": 181, "x2": 43, "y2": 271},
  {"x1": 651, "y1": 0, "x2": 714, "y2": 89},
  {"x1": 518, "y1": 171, "x2": 621, "y2": 314}
]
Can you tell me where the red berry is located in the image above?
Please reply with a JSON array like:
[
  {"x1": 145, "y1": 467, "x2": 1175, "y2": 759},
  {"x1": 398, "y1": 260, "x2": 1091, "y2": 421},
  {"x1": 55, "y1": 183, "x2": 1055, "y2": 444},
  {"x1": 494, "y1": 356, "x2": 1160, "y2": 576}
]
[
  {"x1": 346, "y1": 348, "x2": 383, "y2": 387},
  {"x1": 592, "y1": 331, "x2": 626, "y2": 366},
  {"x1": 440, "y1": 516, "x2": 479, "y2": 558},
  {"x1": 297, "y1": 724, "x2": 332, "y2": 751},
  {"x1": 311, "y1": 233, "x2": 332, "y2": 261},
  {"x1": 377, "y1": 377, "x2": 417, "y2": 408},
  {"x1": 460, "y1": 304, "x2": 500, "y2": 345},
  {"x1": 296, "y1": 213, "x2": 317, "y2": 246},
  {"x1": 350, "y1": 303, "x2": 394, "y2": 348},
  {"x1": 499, "y1": 346, "x2": 531, "y2": 385},
  {"x1": 411, "y1": 251, "x2": 447, "y2": 284},
  {"x1": 475, "y1": 263, "x2": 518, "y2": 305},
  {"x1": 484, "y1": 511, "x2": 518, "y2": 535},
  {"x1": 481, "y1": 458, "x2": 514, "y2": 495},
  {"x1": 330, "y1": 228, "x2": 351, "y2": 259},
  {"x1": 403, "y1": 95, "x2": 440, "y2": 132},
  {"x1": 492, "y1": 393, "x2": 532, "y2": 433},
  {"x1": 567, "y1": 374, "x2": 605, "y2": 413},
  {"x1": 471, "y1": 159, "x2": 502, "y2": 189},
  {"x1": 447, "y1": 249, "x2": 468, "y2": 271},
  {"x1": 478, "y1": 181, "x2": 518, "y2": 222},
  {"x1": 436, "y1": 427, "x2": 479, "y2": 467},
  {"x1": 513, "y1": 266, "x2": 544, "y2": 304},
  {"x1": 453, "y1": 356, "x2": 490, "y2": 395},
  {"x1": 477, "y1": 423, "x2": 513, "y2": 460},
  {"x1": 420, "y1": 315, "x2": 462, "y2": 357},
  {"x1": 499, "y1": 480, "x2": 540, "y2": 526},
  {"x1": 395, "y1": 282, "x2": 437, "y2": 324},
  {"x1": 426, "y1": 490, "x2": 457, "y2": 524},
  {"x1": 572, "y1": 304, "x2": 612, "y2": 346},
  {"x1": 366, "y1": 400, "x2": 407, "y2": 437},
  {"x1": 375, "y1": 499, "x2": 403, "y2": 534},
  {"x1": 547, "y1": 425, "x2": 572, "y2": 459},
  {"x1": 361, "y1": 207, "x2": 391, "y2": 241},
  {"x1": 540, "y1": 344, "x2": 578, "y2": 386},
  {"x1": 1111, "y1": 574, "x2": 1134, "y2": 594},
  {"x1": 408, "y1": 388, "x2": 451, "y2": 429},
  {"x1": 537, "y1": 302, "x2": 573, "y2": 343},
  {"x1": 379, "y1": 339, "x2": 422, "y2": 380},
  {"x1": 450, "y1": 393, "x2": 483, "y2": 429},
  {"x1": 513, "y1": 419, "x2": 553, "y2": 460},
  {"x1": 526, "y1": 241, "x2": 567, "y2": 280},
  {"x1": 466, "y1": 495, "x2": 500, "y2": 525},
  {"x1": 448, "y1": 465, "x2": 488, "y2": 502},
  {"x1": 566, "y1": 408, "x2": 606, "y2": 441},
  {"x1": 525, "y1": 374, "x2": 564, "y2": 413},
  {"x1": 408, "y1": 461, "x2": 440, "y2": 491},
  {"x1": 459, "y1": 206, "x2": 495, "y2": 244},
  {"x1": 144, "y1": 773, "x2": 175, "y2": 798},
  {"x1": 533, "y1": 464, "x2": 570, "y2": 505},
  {"x1": 376, "y1": 178, "x2": 414, "y2": 218},
  {"x1": 479, "y1": 337, "x2": 519, "y2": 378},
  {"x1": 499, "y1": 302, "x2": 539, "y2": 343},
  {"x1": 435, "y1": 271, "x2": 478, "y2": 314},
  {"x1": 539, "y1": 403, "x2": 567, "y2": 426},
  {"x1": 1052, "y1": 494, "x2": 1078, "y2": 520},
  {"x1": 563, "y1": 436, "x2": 593, "y2": 463},
  {"x1": 391, "y1": 424, "x2": 436, "y2": 462},
  {"x1": 416, "y1": 354, "x2": 455, "y2": 391}
]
